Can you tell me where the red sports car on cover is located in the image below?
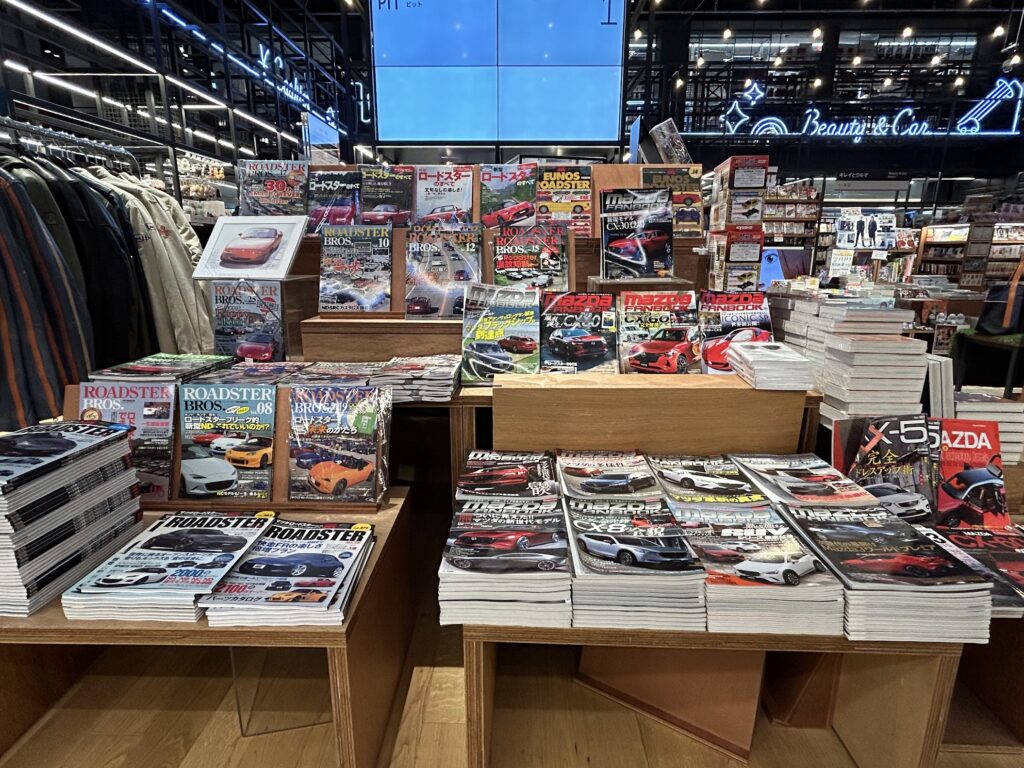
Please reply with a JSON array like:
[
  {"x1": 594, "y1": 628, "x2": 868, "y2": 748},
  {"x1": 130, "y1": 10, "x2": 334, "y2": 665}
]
[
  {"x1": 458, "y1": 465, "x2": 531, "y2": 492},
  {"x1": 235, "y1": 332, "x2": 279, "y2": 361},
  {"x1": 482, "y1": 199, "x2": 535, "y2": 228},
  {"x1": 561, "y1": 466, "x2": 602, "y2": 478},
  {"x1": 840, "y1": 553, "x2": 959, "y2": 577},
  {"x1": 419, "y1": 205, "x2": 470, "y2": 224},
  {"x1": 406, "y1": 296, "x2": 435, "y2": 315},
  {"x1": 453, "y1": 529, "x2": 560, "y2": 551},
  {"x1": 692, "y1": 543, "x2": 745, "y2": 563},
  {"x1": 295, "y1": 578, "x2": 336, "y2": 588},
  {"x1": 628, "y1": 327, "x2": 699, "y2": 374},
  {"x1": 498, "y1": 336, "x2": 537, "y2": 354},
  {"x1": 219, "y1": 227, "x2": 284, "y2": 265},
  {"x1": 701, "y1": 327, "x2": 772, "y2": 371},
  {"x1": 191, "y1": 429, "x2": 225, "y2": 446},
  {"x1": 360, "y1": 204, "x2": 411, "y2": 226},
  {"x1": 308, "y1": 199, "x2": 356, "y2": 227},
  {"x1": 607, "y1": 229, "x2": 671, "y2": 257}
]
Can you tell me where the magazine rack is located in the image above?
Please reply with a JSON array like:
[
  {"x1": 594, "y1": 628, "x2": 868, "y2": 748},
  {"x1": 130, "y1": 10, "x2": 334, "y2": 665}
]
[
  {"x1": 462, "y1": 374, "x2": 966, "y2": 768},
  {"x1": 0, "y1": 490, "x2": 416, "y2": 768}
]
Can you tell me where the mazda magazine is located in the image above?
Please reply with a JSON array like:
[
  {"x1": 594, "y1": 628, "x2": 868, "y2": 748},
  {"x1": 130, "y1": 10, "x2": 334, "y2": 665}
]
[
  {"x1": 600, "y1": 188, "x2": 673, "y2": 278},
  {"x1": 540, "y1": 292, "x2": 617, "y2": 374},
  {"x1": 460, "y1": 283, "x2": 540, "y2": 385},
  {"x1": 617, "y1": 291, "x2": 698, "y2": 374}
]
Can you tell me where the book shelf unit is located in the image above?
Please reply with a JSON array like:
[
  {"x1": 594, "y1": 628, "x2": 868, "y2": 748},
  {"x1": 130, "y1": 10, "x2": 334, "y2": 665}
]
[
  {"x1": 914, "y1": 224, "x2": 972, "y2": 283},
  {"x1": 761, "y1": 191, "x2": 823, "y2": 248},
  {"x1": 983, "y1": 222, "x2": 1024, "y2": 284}
]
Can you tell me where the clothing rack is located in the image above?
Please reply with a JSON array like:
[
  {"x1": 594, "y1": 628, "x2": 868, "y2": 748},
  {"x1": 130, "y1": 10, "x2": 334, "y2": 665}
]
[{"x1": 0, "y1": 115, "x2": 141, "y2": 173}]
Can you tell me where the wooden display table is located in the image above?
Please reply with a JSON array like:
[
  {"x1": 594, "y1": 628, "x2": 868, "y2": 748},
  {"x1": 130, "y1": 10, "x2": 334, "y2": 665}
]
[
  {"x1": 0, "y1": 490, "x2": 416, "y2": 768},
  {"x1": 301, "y1": 316, "x2": 463, "y2": 361}
]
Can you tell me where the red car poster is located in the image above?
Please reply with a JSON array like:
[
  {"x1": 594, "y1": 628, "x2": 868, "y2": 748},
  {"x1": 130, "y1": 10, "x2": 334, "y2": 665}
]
[
  {"x1": 697, "y1": 291, "x2": 773, "y2": 374},
  {"x1": 237, "y1": 159, "x2": 308, "y2": 217},
  {"x1": 536, "y1": 165, "x2": 592, "y2": 236},
  {"x1": 617, "y1": 291, "x2": 698, "y2": 374},
  {"x1": 414, "y1": 165, "x2": 473, "y2": 225},
  {"x1": 641, "y1": 166, "x2": 703, "y2": 238},
  {"x1": 540, "y1": 292, "x2": 617, "y2": 374},
  {"x1": 492, "y1": 225, "x2": 569, "y2": 291},
  {"x1": 307, "y1": 170, "x2": 360, "y2": 234},
  {"x1": 936, "y1": 419, "x2": 1008, "y2": 529},
  {"x1": 600, "y1": 188, "x2": 673, "y2": 278},
  {"x1": 479, "y1": 163, "x2": 537, "y2": 229},
  {"x1": 359, "y1": 165, "x2": 414, "y2": 226}
]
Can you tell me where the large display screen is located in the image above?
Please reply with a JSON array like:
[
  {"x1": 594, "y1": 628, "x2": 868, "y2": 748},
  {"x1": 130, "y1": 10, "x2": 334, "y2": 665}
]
[{"x1": 371, "y1": 0, "x2": 625, "y2": 142}]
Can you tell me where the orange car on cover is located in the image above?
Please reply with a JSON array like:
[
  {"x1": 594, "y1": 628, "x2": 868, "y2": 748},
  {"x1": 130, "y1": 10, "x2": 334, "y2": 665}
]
[{"x1": 307, "y1": 455, "x2": 375, "y2": 495}]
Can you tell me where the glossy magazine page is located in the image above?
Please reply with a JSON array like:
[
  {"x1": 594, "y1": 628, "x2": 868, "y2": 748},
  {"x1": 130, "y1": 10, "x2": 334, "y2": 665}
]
[
  {"x1": 648, "y1": 455, "x2": 769, "y2": 510},
  {"x1": 456, "y1": 451, "x2": 559, "y2": 502},
  {"x1": 729, "y1": 453, "x2": 877, "y2": 507},
  {"x1": 540, "y1": 292, "x2": 617, "y2": 374},
  {"x1": 556, "y1": 451, "x2": 663, "y2": 502}
]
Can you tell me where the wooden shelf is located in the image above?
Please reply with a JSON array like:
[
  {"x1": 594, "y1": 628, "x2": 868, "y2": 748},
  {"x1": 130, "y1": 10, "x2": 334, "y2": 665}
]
[
  {"x1": 762, "y1": 217, "x2": 820, "y2": 223},
  {"x1": 301, "y1": 316, "x2": 463, "y2": 361},
  {"x1": 942, "y1": 682, "x2": 1024, "y2": 756}
]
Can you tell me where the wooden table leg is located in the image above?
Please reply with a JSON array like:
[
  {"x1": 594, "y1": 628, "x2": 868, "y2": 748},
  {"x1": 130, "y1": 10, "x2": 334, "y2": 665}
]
[
  {"x1": 464, "y1": 638, "x2": 496, "y2": 768},
  {"x1": 832, "y1": 651, "x2": 960, "y2": 768},
  {"x1": 450, "y1": 405, "x2": 477, "y2": 491}
]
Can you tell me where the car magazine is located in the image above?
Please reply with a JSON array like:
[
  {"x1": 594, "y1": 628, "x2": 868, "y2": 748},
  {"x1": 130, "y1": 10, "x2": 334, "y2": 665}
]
[
  {"x1": 319, "y1": 224, "x2": 392, "y2": 313},
  {"x1": 845, "y1": 416, "x2": 936, "y2": 521},
  {"x1": 536, "y1": 165, "x2": 592, "y2": 236},
  {"x1": 442, "y1": 505, "x2": 569, "y2": 575},
  {"x1": 358, "y1": 165, "x2": 414, "y2": 226},
  {"x1": 282, "y1": 361, "x2": 386, "y2": 386},
  {"x1": 191, "y1": 362, "x2": 311, "y2": 385},
  {"x1": 479, "y1": 163, "x2": 537, "y2": 229},
  {"x1": 192, "y1": 216, "x2": 308, "y2": 281},
  {"x1": 540, "y1": 292, "x2": 616, "y2": 374},
  {"x1": 456, "y1": 450, "x2": 559, "y2": 502},
  {"x1": 178, "y1": 383, "x2": 276, "y2": 500},
  {"x1": 648, "y1": 118, "x2": 693, "y2": 164},
  {"x1": 210, "y1": 280, "x2": 285, "y2": 362},
  {"x1": 600, "y1": 188, "x2": 673, "y2": 279},
  {"x1": 306, "y1": 170, "x2": 361, "y2": 234},
  {"x1": 936, "y1": 419, "x2": 1008, "y2": 529},
  {"x1": 556, "y1": 451, "x2": 663, "y2": 502},
  {"x1": 647, "y1": 455, "x2": 769, "y2": 511},
  {"x1": 781, "y1": 506, "x2": 988, "y2": 591},
  {"x1": 237, "y1": 159, "x2": 309, "y2": 216},
  {"x1": 641, "y1": 166, "x2": 704, "y2": 238},
  {"x1": 698, "y1": 291, "x2": 773, "y2": 374},
  {"x1": 78, "y1": 384, "x2": 175, "y2": 502},
  {"x1": 405, "y1": 223, "x2": 482, "y2": 320},
  {"x1": 288, "y1": 386, "x2": 391, "y2": 504},
  {"x1": 414, "y1": 165, "x2": 473, "y2": 225},
  {"x1": 492, "y1": 224, "x2": 569, "y2": 291},
  {"x1": 617, "y1": 290, "x2": 698, "y2": 374},
  {"x1": 460, "y1": 283, "x2": 540, "y2": 385},
  {"x1": 89, "y1": 353, "x2": 234, "y2": 382},
  {"x1": 199, "y1": 519, "x2": 373, "y2": 614},
  {"x1": 567, "y1": 505, "x2": 703, "y2": 575},
  {"x1": 0, "y1": 422, "x2": 133, "y2": 496},
  {"x1": 729, "y1": 453, "x2": 878, "y2": 507}
]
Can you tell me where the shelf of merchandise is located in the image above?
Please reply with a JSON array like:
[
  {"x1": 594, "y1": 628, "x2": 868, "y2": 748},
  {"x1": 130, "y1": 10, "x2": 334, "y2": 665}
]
[{"x1": 0, "y1": 490, "x2": 416, "y2": 768}]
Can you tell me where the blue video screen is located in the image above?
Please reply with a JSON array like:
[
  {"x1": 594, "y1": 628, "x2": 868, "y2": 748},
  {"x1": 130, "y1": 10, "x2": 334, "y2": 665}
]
[{"x1": 371, "y1": 0, "x2": 624, "y2": 142}]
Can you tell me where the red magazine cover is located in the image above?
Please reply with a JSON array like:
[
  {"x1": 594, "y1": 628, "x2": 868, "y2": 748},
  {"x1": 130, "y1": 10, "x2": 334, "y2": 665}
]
[{"x1": 936, "y1": 419, "x2": 1008, "y2": 528}]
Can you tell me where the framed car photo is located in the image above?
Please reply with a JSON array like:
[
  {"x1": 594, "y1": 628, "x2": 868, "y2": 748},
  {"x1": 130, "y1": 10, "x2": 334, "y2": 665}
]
[{"x1": 193, "y1": 215, "x2": 308, "y2": 281}]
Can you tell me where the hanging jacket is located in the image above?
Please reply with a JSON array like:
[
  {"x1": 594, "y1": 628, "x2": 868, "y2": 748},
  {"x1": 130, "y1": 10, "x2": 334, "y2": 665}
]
[{"x1": 119, "y1": 172, "x2": 203, "y2": 266}]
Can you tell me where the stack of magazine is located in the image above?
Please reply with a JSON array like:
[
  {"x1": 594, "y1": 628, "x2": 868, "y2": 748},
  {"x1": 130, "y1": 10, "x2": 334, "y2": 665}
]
[
  {"x1": 62, "y1": 511, "x2": 271, "y2": 622},
  {"x1": 440, "y1": 451, "x2": 569, "y2": 627},
  {"x1": 954, "y1": 389, "x2": 1024, "y2": 464},
  {"x1": 726, "y1": 342, "x2": 813, "y2": 391},
  {"x1": 368, "y1": 355, "x2": 463, "y2": 402},
  {"x1": 558, "y1": 451, "x2": 706, "y2": 630},
  {"x1": 0, "y1": 422, "x2": 142, "y2": 617},
  {"x1": 192, "y1": 361, "x2": 312, "y2": 384},
  {"x1": 89, "y1": 353, "x2": 234, "y2": 382},
  {"x1": 201, "y1": 519, "x2": 375, "y2": 626}
]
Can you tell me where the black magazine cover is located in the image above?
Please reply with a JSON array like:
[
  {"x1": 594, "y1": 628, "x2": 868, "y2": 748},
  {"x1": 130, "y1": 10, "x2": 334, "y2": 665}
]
[
  {"x1": 319, "y1": 224, "x2": 392, "y2": 313},
  {"x1": 0, "y1": 422, "x2": 132, "y2": 495},
  {"x1": 358, "y1": 165, "x2": 414, "y2": 227},
  {"x1": 567, "y1": 504, "x2": 702, "y2": 574},
  {"x1": 916, "y1": 525, "x2": 1024, "y2": 613},
  {"x1": 698, "y1": 291, "x2": 773, "y2": 374},
  {"x1": 845, "y1": 416, "x2": 935, "y2": 521},
  {"x1": 492, "y1": 225, "x2": 569, "y2": 291},
  {"x1": 306, "y1": 170, "x2": 361, "y2": 234},
  {"x1": 540, "y1": 292, "x2": 617, "y2": 374},
  {"x1": 600, "y1": 188, "x2": 673, "y2": 278},
  {"x1": 237, "y1": 160, "x2": 309, "y2": 216}
]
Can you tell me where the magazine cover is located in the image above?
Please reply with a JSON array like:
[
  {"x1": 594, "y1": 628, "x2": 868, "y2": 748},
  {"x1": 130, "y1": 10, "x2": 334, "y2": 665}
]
[
  {"x1": 648, "y1": 455, "x2": 769, "y2": 511},
  {"x1": 600, "y1": 188, "x2": 673, "y2": 278},
  {"x1": 540, "y1": 292, "x2": 616, "y2": 374},
  {"x1": 729, "y1": 453, "x2": 878, "y2": 507},
  {"x1": 237, "y1": 160, "x2": 309, "y2": 216},
  {"x1": 782, "y1": 506, "x2": 985, "y2": 590},
  {"x1": 414, "y1": 165, "x2": 473, "y2": 225},
  {"x1": 567, "y1": 506, "x2": 703, "y2": 574},
  {"x1": 641, "y1": 166, "x2": 703, "y2": 238},
  {"x1": 492, "y1": 225, "x2": 569, "y2": 291},
  {"x1": 288, "y1": 386, "x2": 389, "y2": 503},
  {"x1": 89, "y1": 354, "x2": 233, "y2": 382},
  {"x1": 846, "y1": 416, "x2": 935, "y2": 521},
  {"x1": 698, "y1": 291, "x2": 773, "y2": 374},
  {"x1": 210, "y1": 280, "x2": 284, "y2": 362},
  {"x1": 73, "y1": 511, "x2": 271, "y2": 594},
  {"x1": 78, "y1": 384, "x2": 174, "y2": 502},
  {"x1": 406, "y1": 224, "x2": 482, "y2": 320},
  {"x1": 556, "y1": 451, "x2": 663, "y2": 501},
  {"x1": 479, "y1": 163, "x2": 537, "y2": 228},
  {"x1": 193, "y1": 216, "x2": 307, "y2": 281},
  {"x1": 200, "y1": 519, "x2": 373, "y2": 610},
  {"x1": 936, "y1": 419, "x2": 1008, "y2": 528},
  {"x1": 358, "y1": 165, "x2": 414, "y2": 226},
  {"x1": 649, "y1": 118, "x2": 693, "y2": 163},
  {"x1": 536, "y1": 165, "x2": 592, "y2": 236},
  {"x1": 460, "y1": 283, "x2": 540, "y2": 385},
  {"x1": 617, "y1": 291, "x2": 698, "y2": 374},
  {"x1": 192, "y1": 362, "x2": 310, "y2": 385},
  {"x1": 456, "y1": 450, "x2": 559, "y2": 502},
  {"x1": 306, "y1": 170, "x2": 361, "y2": 234},
  {"x1": 917, "y1": 525, "x2": 1024, "y2": 611},
  {"x1": 319, "y1": 224, "x2": 392, "y2": 313},
  {"x1": 282, "y1": 362, "x2": 384, "y2": 386},
  {"x1": 178, "y1": 383, "x2": 276, "y2": 499},
  {"x1": 442, "y1": 506, "x2": 568, "y2": 574},
  {"x1": 0, "y1": 421, "x2": 132, "y2": 495}
]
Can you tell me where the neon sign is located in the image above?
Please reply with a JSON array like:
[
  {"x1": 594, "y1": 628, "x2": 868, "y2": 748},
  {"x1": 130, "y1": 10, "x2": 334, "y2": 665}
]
[{"x1": 717, "y1": 79, "x2": 1024, "y2": 142}]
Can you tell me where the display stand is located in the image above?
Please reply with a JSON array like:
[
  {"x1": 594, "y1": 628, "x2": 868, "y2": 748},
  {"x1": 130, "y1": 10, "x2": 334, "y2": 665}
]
[
  {"x1": 585, "y1": 275, "x2": 694, "y2": 297},
  {"x1": 0, "y1": 489, "x2": 415, "y2": 768}
]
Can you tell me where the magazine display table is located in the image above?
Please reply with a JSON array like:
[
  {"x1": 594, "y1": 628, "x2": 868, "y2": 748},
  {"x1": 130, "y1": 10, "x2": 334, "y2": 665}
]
[{"x1": 0, "y1": 490, "x2": 415, "y2": 768}]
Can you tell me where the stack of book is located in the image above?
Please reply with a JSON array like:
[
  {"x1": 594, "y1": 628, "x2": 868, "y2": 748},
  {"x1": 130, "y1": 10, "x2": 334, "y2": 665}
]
[
  {"x1": 369, "y1": 355, "x2": 463, "y2": 403},
  {"x1": 0, "y1": 422, "x2": 142, "y2": 617},
  {"x1": 954, "y1": 388, "x2": 1024, "y2": 464},
  {"x1": 925, "y1": 354, "x2": 955, "y2": 418},
  {"x1": 726, "y1": 342, "x2": 813, "y2": 390},
  {"x1": 89, "y1": 353, "x2": 234, "y2": 382},
  {"x1": 62, "y1": 511, "x2": 271, "y2": 622},
  {"x1": 191, "y1": 361, "x2": 311, "y2": 384},
  {"x1": 201, "y1": 519, "x2": 375, "y2": 626},
  {"x1": 767, "y1": 295, "x2": 820, "y2": 357}
]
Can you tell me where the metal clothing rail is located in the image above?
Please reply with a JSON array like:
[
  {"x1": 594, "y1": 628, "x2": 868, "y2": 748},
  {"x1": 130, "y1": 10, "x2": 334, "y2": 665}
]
[{"x1": 0, "y1": 115, "x2": 141, "y2": 173}]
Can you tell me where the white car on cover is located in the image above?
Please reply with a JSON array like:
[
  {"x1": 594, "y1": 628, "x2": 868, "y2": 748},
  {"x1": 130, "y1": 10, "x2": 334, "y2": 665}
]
[
  {"x1": 180, "y1": 444, "x2": 238, "y2": 495},
  {"x1": 864, "y1": 483, "x2": 931, "y2": 522},
  {"x1": 656, "y1": 467, "x2": 751, "y2": 494},
  {"x1": 95, "y1": 567, "x2": 168, "y2": 587},
  {"x1": 733, "y1": 552, "x2": 825, "y2": 585},
  {"x1": 209, "y1": 431, "x2": 250, "y2": 454},
  {"x1": 718, "y1": 541, "x2": 762, "y2": 553}
]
